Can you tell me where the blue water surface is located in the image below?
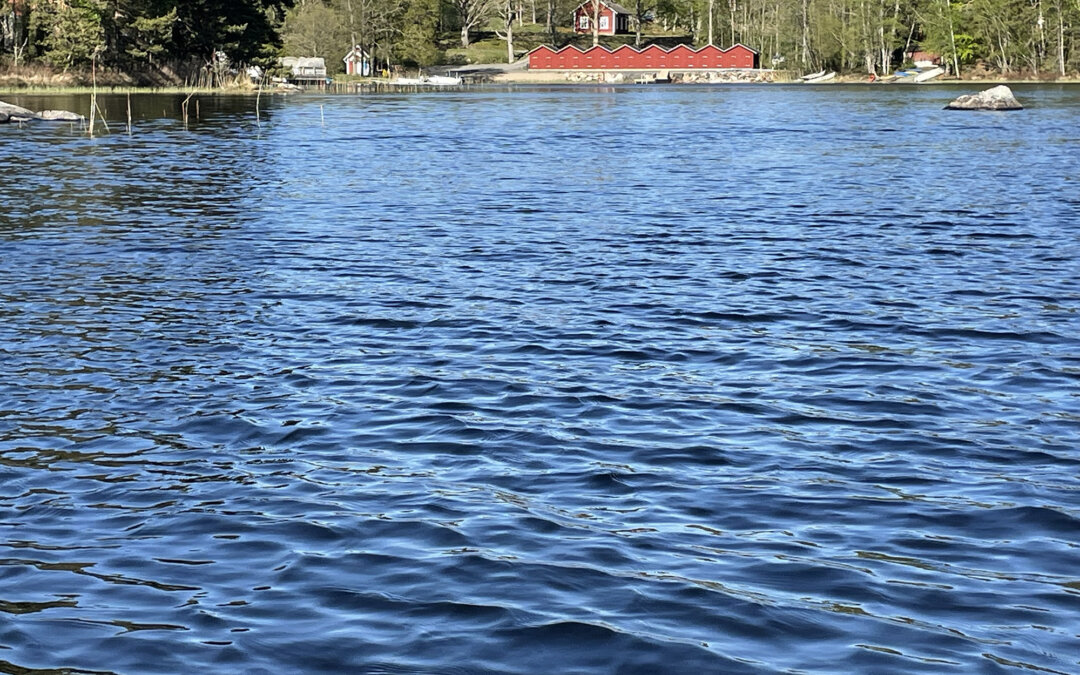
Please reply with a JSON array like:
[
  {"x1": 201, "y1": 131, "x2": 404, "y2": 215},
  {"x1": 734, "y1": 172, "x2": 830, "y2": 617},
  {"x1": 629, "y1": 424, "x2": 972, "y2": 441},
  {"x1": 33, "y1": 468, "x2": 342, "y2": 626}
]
[{"x1": 1, "y1": 84, "x2": 1079, "y2": 673}]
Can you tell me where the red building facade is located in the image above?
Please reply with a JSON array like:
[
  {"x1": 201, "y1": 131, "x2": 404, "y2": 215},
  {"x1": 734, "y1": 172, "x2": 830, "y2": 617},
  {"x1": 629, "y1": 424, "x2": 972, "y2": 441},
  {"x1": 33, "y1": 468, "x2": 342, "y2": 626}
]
[
  {"x1": 528, "y1": 43, "x2": 760, "y2": 70},
  {"x1": 573, "y1": 1, "x2": 631, "y2": 36}
]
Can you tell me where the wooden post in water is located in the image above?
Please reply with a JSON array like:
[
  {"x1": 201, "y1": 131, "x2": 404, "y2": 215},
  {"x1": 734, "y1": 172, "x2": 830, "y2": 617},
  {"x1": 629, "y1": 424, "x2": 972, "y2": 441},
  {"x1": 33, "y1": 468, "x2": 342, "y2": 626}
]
[
  {"x1": 127, "y1": 93, "x2": 132, "y2": 135},
  {"x1": 320, "y1": 104, "x2": 325, "y2": 128}
]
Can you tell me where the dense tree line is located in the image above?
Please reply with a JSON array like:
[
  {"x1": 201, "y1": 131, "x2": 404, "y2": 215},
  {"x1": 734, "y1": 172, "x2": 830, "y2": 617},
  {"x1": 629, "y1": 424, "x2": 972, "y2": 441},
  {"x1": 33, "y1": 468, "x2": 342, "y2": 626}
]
[
  {"x1": 1, "y1": 0, "x2": 1077, "y2": 76},
  {"x1": 1, "y1": 0, "x2": 287, "y2": 73}
]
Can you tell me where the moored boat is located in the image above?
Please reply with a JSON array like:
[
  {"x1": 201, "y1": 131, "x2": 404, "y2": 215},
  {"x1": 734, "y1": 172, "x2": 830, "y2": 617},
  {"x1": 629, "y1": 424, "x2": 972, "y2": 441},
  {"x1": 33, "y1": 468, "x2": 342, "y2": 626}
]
[
  {"x1": 389, "y1": 75, "x2": 462, "y2": 87},
  {"x1": 425, "y1": 75, "x2": 463, "y2": 86},
  {"x1": 913, "y1": 67, "x2": 944, "y2": 83}
]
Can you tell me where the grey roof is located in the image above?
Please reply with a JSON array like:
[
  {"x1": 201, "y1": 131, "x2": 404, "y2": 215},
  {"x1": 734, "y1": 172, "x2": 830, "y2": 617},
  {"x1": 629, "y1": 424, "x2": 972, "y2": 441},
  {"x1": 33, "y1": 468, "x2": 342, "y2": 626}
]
[
  {"x1": 576, "y1": 0, "x2": 632, "y2": 14},
  {"x1": 343, "y1": 46, "x2": 369, "y2": 62}
]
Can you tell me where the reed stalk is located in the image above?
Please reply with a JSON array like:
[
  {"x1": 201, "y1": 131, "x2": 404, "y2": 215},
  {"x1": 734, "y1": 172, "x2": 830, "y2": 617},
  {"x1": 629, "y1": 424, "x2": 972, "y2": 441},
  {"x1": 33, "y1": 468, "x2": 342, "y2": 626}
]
[
  {"x1": 95, "y1": 100, "x2": 110, "y2": 133},
  {"x1": 181, "y1": 91, "x2": 195, "y2": 126},
  {"x1": 89, "y1": 55, "x2": 96, "y2": 137}
]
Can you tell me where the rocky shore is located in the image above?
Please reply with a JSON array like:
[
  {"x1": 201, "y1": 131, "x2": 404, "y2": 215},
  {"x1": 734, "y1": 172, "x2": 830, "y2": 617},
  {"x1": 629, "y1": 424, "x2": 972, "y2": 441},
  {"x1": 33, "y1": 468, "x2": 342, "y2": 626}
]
[{"x1": 493, "y1": 69, "x2": 778, "y2": 84}]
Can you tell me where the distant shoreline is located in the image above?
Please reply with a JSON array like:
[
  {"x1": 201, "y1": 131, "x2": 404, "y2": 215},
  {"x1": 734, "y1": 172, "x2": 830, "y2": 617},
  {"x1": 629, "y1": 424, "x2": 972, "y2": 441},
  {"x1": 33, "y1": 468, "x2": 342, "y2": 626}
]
[{"x1": 2, "y1": 72, "x2": 1078, "y2": 96}]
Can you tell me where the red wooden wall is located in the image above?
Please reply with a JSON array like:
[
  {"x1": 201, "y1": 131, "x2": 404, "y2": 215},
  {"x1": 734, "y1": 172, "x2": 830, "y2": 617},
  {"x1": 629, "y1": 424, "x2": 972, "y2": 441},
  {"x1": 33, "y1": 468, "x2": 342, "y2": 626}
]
[
  {"x1": 528, "y1": 44, "x2": 759, "y2": 70},
  {"x1": 573, "y1": 5, "x2": 617, "y2": 35}
]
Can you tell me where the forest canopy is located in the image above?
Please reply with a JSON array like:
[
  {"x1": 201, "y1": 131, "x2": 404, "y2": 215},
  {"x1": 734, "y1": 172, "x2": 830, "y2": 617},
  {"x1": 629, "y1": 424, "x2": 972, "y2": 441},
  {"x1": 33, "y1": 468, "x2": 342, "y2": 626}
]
[{"x1": 1, "y1": 0, "x2": 1077, "y2": 78}]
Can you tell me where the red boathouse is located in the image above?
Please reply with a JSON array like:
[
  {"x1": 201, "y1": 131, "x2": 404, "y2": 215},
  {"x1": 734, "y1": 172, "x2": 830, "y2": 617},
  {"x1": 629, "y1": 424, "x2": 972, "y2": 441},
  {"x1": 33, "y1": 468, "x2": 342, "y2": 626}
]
[{"x1": 527, "y1": 43, "x2": 760, "y2": 70}]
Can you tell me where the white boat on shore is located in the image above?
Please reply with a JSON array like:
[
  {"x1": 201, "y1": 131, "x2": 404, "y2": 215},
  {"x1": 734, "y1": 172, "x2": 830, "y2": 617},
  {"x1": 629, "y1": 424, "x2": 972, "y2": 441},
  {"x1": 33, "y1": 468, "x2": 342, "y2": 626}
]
[
  {"x1": 913, "y1": 67, "x2": 945, "y2": 83},
  {"x1": 389, "y1": 75, "x2": 463, "y2": 87},
  {"x1": 425, "y1": 75, "x2": 462, "y2": 86},
  {"x1": 800, "y1": 70, "x2": 826, "y2": 81},
  {"x1": 803, "y1": 71, "x2": 836, "y2": 83}
]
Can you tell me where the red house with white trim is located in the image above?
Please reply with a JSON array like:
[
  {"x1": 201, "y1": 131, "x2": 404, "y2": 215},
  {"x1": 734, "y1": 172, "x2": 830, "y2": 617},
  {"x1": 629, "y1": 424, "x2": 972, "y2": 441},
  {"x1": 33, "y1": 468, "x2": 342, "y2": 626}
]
[{"x1": 573, "y1": 0, "x2": 631, "y2": 35}]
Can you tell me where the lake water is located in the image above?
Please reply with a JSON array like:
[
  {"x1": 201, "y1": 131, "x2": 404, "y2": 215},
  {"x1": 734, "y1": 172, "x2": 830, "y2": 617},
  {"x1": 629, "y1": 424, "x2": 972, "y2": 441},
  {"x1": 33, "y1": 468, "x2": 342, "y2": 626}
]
[{"x1": 1, "y1": 84, "x2": 1079, "y2": 673}]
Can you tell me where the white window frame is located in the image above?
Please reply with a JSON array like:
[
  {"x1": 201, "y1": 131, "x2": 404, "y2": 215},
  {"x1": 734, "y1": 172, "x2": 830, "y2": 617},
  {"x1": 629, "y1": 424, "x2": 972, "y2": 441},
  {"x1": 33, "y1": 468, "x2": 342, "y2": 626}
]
[{"x1": 599, "y1": 15, "x2": 609, "y2": 30}]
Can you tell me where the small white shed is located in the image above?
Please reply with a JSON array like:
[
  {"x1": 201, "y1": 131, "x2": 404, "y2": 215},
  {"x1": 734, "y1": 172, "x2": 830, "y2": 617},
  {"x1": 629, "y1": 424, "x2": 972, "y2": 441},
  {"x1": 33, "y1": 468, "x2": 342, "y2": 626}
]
[{"x1": 343, "y1": 46, "x2": 371, "y2": 76}]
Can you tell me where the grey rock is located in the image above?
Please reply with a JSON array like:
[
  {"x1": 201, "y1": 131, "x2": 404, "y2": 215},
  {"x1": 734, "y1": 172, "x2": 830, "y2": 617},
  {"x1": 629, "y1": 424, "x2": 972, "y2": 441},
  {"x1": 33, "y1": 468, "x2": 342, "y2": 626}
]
[
  {"x1": 38, "y1": 109, "x2": 85, "y2": 122},
  {"x1": 0, "y1": 111, "x2": 8, "y2": 124},
  {"x1": 945, "y1": 85, "x2": 1023, "y2": 110},
  {"x1": 0, "y1": 100, "x2": 38, "y2": 120}
]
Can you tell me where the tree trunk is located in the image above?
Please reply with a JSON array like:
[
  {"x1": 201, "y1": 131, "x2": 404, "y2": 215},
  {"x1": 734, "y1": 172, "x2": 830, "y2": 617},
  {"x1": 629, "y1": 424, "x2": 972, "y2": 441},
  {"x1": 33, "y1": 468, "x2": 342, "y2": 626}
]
[
  {"x1": 592, "y1": 0, "x2": 600, "y2": 46},
  {"x1": 944, "y1": 0, "x2": 960, "y2": 76},
  {"x1": 729, "y1": 0, "x2": 735, "y2": 46},
  {"x1": 506, "y1": 0, "x2": 515, "y2": 62},
  {"x1": 547, "y1": 0, "x2": 556, "y2": 43},
  {"x1": 462, "y1": 24, "x2": 470, "y2": 49},
  {"x1": 635, "y1": 0, "x2": 643, "y2": 46},
  {"x1": 801, "y1": 0, "x2": 810, "y2": 67},
  {"x1": 1058, "y1": 1, "x2": 1065, "y2": 76},
  {"x1": 708, "y1": 0, "x2": 714, "y2": 44}
]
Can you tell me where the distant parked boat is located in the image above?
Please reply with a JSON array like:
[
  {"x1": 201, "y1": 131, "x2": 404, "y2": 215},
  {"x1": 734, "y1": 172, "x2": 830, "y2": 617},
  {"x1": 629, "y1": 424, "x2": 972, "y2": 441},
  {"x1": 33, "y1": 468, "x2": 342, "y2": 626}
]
[
  {"x1": 389, "y1": 75, "x2": 462, "y2": 87},
  {"x1": 425, "y1": 75, "x2": 463, "y2": 86},
  {"x1": 803, "y1": 71, "x2": 836, "y2": 83},
  {"x1": 800, "y1": 69, "x2": 827, "y2": 81}
]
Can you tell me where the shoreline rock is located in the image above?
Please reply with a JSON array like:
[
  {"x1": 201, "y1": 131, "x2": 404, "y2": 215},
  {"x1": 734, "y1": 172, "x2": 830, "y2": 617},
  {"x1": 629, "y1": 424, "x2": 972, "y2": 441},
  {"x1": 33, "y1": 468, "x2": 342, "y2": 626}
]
[
  {"x1": 0, "y1": 100, "x2": 38, "y2": 121},
  {"x1": 1, "y1": 100, "x2": 86, "y2": 124},
  {"x1": 946, "y1": 85, "x2": 1023, "y2": 110},
  {"x1": 38, "y1": 109, "x2": 85, "y2": 122}
]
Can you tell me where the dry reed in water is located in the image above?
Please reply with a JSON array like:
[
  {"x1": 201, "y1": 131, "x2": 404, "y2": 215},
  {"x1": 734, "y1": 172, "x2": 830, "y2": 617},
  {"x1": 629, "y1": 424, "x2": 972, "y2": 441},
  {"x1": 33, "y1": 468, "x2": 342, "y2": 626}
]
[
  {"x1": 181, "y1": 91, "x2": 195, "y2": 126},
  {"x1": 89, "y1": 55, "x2": 96, "y2": 137}
]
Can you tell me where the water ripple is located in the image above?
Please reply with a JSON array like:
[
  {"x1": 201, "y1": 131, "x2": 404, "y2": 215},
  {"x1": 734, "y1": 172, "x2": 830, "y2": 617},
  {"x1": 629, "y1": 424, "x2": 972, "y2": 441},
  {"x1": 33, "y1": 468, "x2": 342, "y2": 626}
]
[{"x1": 1, "y1": 85, "x2": 1078, "y2": 673}]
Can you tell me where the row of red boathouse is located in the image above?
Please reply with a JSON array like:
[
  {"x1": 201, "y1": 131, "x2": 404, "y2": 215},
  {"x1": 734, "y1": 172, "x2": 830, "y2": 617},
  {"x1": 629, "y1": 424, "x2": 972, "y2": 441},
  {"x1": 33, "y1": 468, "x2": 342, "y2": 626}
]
[{"x1": 528, "y1": 43, "x2": 760, "y2": 71}]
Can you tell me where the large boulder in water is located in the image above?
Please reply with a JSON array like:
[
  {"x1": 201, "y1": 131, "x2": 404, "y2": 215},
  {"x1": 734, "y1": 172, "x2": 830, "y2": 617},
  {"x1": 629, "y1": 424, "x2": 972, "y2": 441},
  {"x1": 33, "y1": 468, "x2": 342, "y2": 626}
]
[
  {"x1": 38, "y1": 109, "x2": 84, "y2": 122},
  {"x1": 0, "y1": 100, "x2": 38, "y2": 121},
  {"x1": 945, "y1": 85, "x2": 1023, "y2": 110}
]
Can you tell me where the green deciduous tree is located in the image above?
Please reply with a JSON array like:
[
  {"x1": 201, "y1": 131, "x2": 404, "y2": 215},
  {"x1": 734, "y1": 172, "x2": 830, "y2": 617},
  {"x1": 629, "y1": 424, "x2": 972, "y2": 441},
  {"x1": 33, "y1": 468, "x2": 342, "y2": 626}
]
[{"x1": 282, "y1": 0, "x2": 349, "y2": 60}]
